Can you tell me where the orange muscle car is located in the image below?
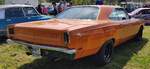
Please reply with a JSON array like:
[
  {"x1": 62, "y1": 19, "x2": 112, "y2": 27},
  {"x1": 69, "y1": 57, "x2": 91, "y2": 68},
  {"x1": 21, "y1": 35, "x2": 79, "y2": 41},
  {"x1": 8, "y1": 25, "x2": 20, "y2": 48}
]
[{"x1": 7, "y1": 5, "x2": 144, "y2": 65}]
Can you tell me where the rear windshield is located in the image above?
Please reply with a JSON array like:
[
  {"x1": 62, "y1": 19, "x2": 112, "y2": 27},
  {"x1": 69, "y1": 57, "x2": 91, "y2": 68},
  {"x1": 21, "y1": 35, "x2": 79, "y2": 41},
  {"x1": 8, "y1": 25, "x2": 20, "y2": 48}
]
[{"x1": 56, "y1": 7, "x2": 99, "y2": 20}]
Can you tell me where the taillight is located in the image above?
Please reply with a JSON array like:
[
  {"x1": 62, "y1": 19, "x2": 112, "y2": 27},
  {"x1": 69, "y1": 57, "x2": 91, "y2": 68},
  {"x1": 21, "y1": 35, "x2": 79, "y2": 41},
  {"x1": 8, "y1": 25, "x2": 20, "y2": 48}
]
[{"x1": 64, "y1": 32, "x2": 69, "y2": 45}]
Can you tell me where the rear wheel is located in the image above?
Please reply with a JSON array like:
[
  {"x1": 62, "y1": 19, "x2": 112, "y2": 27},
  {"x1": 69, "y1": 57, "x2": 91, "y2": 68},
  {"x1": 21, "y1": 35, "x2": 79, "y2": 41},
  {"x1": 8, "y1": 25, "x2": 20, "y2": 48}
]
[{"x1": 93, "y1": 40, "x2": 114, "y2": 65}]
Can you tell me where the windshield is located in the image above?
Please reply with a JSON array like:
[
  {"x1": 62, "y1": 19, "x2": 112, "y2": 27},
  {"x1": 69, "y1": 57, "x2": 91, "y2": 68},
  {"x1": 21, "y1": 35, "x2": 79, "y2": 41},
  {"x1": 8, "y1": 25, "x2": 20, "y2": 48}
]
[{"x1": 56, "y1": 7, "x2": 99, "y2": 20}]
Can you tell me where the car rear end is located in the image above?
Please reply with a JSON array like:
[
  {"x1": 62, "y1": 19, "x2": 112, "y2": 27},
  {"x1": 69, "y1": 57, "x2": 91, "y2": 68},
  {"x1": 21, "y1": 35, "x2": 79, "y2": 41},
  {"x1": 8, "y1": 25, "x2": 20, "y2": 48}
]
[
  {"x1": 7, "y1": 5, "x2": 102, "y2": 60},
  {"x1": 7, "y1": 23, "x2": 77, "y2": 60}
]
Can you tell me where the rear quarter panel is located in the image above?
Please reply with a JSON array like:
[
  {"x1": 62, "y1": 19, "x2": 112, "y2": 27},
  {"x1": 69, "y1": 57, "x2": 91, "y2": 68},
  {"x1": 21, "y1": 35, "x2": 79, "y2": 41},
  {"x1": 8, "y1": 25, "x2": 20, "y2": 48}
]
[
  {"x1": 68, "y1": 18, "x2": 144, "y2": 59},
  {"x1": 68, "y1": 23, "x2": 117, "y2": 59}
]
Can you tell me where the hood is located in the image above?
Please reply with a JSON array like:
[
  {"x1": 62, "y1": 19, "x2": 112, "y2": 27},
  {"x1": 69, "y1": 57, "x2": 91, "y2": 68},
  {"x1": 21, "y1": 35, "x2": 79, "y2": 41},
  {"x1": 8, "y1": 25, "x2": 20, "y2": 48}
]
[{"x1": 14, "y1": 19, "x2": 99, "y2": 31}]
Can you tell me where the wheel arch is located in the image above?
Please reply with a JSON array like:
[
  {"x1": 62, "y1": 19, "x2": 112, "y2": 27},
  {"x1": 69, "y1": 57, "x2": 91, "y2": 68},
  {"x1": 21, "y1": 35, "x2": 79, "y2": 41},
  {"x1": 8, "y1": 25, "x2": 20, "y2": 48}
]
[
  {"x1": 97, "y1": 38, "x2": 115, "y2": 53},
  {"x1": 140, "y1": 25, "x2": 144, "y2": 30}
]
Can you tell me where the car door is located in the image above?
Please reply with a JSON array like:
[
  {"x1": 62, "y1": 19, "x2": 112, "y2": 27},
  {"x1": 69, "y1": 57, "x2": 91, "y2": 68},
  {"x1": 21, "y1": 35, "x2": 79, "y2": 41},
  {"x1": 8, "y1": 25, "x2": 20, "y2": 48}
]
[
  {"x1": 22, "y1": 7, "x2": 42, "y2": 21},
  {"x1": 109, "y1": 8, "x2": 135, "y2": 43},
  {"x1": 120, "y1": 9, "x2": 140, "y2": 38},
  {"x1": 5, "y1": 7, "x2": 26, "y2": 26}
]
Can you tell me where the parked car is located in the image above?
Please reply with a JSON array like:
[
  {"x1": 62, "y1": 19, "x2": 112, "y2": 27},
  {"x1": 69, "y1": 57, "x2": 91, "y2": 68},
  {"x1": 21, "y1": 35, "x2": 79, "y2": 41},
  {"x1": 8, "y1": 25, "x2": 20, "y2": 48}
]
[
  {"x1": 120, "y1": 2, "x2": 143, "y2": 13},
  {"x1": 7, "y1": 5, "x2": 144, "y2": 65},
  {"x1": 0, "y1": 5, "x2": 53, "y2": 37},
  {"x1": 129, "y1": 8, "x2": 150, "y2": 25}
]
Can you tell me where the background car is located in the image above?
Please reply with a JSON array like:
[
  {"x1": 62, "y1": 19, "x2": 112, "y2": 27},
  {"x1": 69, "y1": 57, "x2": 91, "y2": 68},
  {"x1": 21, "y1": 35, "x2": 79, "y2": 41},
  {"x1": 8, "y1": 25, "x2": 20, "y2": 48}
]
[
  {"x1": 129, "y1": 8, "x2": 150, "y2": 25},
  {"x1": 120, "y1": 2, "x2": 143, "y2": 13},
  {"x1": 0, "y1": 5, "x2": 53, "y2": 37}
]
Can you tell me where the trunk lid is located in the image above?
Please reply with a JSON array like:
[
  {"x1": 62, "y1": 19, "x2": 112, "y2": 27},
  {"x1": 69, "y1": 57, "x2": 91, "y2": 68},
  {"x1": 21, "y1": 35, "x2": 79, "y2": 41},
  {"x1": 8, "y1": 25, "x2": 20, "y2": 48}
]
[{"x1": 11, "y1": 19, "x2": 98, "y2": 47}]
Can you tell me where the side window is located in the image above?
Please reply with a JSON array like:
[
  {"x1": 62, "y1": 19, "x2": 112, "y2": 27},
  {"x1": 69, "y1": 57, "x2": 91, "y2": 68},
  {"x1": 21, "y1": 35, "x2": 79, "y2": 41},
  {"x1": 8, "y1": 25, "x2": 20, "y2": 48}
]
[
  {"x1": 136, "y1": 10, "x2": 142, "y2": 15},
  {"x1": 5, "y1": 7, "x2": 24, "y2": 18},
  {"x1": 109, "y1": 8, "x2": 129, "y2": 21},
  {"x1": 0, "y1": 9, "x2": 5, "y2": 19},
  {"x1": 23, "y1": 7, "x2": 39, "y2": 16},
  {"x1": 136, "y1": 9, "x2": 150, "y2": 15},
  {"x1": 141, "y1": 9, "x2": 150, "y2": 14}
]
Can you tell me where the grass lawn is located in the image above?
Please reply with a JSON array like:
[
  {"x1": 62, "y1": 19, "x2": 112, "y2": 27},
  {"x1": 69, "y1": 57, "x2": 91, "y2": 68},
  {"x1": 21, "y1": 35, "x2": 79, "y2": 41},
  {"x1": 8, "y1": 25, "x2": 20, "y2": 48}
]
[{"x1": 0, "y1": 26, "x2": 150, "y2": 69}]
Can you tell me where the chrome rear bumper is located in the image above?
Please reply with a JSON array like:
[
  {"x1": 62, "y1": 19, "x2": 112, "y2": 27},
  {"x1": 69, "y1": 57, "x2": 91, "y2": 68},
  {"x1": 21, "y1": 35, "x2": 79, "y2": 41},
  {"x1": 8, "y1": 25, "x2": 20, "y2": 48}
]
[{"x1": 7, "y1": 39, "x2": 76, "y2": 55}]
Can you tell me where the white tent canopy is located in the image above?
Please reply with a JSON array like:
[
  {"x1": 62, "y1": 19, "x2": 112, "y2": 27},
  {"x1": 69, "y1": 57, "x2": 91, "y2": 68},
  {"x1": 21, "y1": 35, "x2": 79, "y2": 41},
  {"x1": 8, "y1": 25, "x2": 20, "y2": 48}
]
[{"x1": 5, "y1": 0, "x2": 38, "y2": 7}]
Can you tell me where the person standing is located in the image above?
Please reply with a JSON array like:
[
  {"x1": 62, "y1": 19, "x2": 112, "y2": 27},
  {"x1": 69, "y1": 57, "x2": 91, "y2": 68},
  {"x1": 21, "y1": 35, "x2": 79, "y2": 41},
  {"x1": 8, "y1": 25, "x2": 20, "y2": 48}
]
[
  {"x1": 37, "y1": 4, "x2": 42, "y2": 14},
  {"x1": 58, "y1": 0, "x2": 67, "y2": 13},
  {"x1": 25, "y1": 1, "x2": 31, "y2": 5},
  {"x1": 42, "y1": 6, "x2": 48, "y2": 15},
  {"x1": 51, "y1": 2, "x2": 58, "y2": 15},
  {"x1": 67, "y1": 2, "x2": 73, "y2": 8},
  {"x1": 96, "y1": 0, "x2": 104, "y2": 5}
]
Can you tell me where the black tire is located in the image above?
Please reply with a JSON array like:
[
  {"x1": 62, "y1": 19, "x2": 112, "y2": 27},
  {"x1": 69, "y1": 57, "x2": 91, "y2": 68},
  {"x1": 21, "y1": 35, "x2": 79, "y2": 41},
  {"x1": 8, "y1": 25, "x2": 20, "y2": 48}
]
[
  {"x1": 134, "y1": 26, "x2": 143, "y2": 41},
  {"x1": 93, "y1": 40, "x2": 114, "y2": 65},
  {"x1": 0, "y1": 36, "x2": 7, "y2": 43}
]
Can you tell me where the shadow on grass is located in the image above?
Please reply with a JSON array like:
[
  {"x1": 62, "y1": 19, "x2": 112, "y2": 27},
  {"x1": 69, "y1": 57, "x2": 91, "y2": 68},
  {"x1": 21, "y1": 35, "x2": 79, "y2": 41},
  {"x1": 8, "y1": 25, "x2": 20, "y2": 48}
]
[
  {"x1": 18, "y1": 38, "x2": 148, "y2": 69},
  {"x1": 101, "y1": 38, "x2": 149, "y2": 69}
]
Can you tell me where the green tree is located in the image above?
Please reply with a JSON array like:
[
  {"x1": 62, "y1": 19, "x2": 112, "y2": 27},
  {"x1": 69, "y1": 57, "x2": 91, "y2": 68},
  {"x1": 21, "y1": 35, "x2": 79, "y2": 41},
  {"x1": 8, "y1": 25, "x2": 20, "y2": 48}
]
[
  {"x1": 71, "y1": 0, "x2": 96, "y2": 5},
  {"x1": 0, "y1": 0, "x2": 4, "y2": 5}
]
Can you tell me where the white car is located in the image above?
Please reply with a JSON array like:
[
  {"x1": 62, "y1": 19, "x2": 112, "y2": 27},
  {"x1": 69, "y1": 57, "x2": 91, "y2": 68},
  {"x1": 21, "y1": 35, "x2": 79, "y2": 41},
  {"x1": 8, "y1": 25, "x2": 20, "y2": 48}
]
[{"x1": 129, "y1": 8, "x2": 150, "y2": 25}]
